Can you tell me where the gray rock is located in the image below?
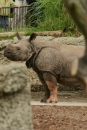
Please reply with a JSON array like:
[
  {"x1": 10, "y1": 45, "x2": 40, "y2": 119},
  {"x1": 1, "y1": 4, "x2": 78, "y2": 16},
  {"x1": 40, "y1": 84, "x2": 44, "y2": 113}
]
[
  {"x1": 0, "y1": 63, "x2": 27, "y2": 94},
  {"x1": 52, "y1": 35, "x2": 85, "y2": 45},
  {"x1": 0, "y1": 63, "x2": 33, "y2": 130},
  {"x1": 0, "y1": 35, "x2": 85, "y2": 51},
  {"x1": 0, "y1": 39, "x2": 18, "y2": 50}
]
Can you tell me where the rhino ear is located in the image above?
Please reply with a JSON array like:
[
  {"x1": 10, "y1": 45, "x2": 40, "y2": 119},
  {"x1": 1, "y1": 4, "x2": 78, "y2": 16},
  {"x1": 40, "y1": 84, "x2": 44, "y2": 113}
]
[
  {"x1": 16, "y1": 32, "x2": 22, "y2": 40},
  {"x1": 29, "y1": 33, "x2": 37, "y2": 42}
]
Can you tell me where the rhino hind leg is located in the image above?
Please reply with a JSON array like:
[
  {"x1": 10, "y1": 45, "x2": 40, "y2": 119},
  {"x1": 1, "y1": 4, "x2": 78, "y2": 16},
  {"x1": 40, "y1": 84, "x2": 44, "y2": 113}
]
[
  {"x1": 37, "y1": 74, "x2": 50, "y2": 102},
  {"x1": 43, "y1": 73, "x2": 58, "y2": 103}
]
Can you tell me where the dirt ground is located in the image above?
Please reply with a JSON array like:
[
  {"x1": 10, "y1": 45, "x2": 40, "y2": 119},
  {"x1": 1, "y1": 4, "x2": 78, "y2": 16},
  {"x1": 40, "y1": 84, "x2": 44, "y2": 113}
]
[
  {"x1": 32, "y1": 106, "x2": 87, "y2": 130},
  {"x1": 31, "y1": 91, "x2": 87, "y2": 130},
  {"x1": 0, "y1": 45, "x2": 87, "y2": 130}
]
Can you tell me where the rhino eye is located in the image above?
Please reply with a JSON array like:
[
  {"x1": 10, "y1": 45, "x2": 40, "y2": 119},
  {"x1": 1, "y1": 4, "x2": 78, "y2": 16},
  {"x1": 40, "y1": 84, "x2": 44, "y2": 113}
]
[{"x1": 16, "y1": 47, "x2": 21, "y2": 50}]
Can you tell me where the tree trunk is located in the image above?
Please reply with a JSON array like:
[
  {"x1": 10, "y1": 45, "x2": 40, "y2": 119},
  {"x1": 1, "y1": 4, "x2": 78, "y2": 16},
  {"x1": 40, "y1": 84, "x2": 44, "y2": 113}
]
[{"x1": 62, "y1": 0, "x2": 87, "y2": 93}]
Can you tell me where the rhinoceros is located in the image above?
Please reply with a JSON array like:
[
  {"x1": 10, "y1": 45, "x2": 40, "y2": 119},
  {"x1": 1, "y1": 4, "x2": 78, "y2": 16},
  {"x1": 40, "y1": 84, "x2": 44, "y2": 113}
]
[{"x1": 4, "y1": 33, "x2": 85, "y2": 103}]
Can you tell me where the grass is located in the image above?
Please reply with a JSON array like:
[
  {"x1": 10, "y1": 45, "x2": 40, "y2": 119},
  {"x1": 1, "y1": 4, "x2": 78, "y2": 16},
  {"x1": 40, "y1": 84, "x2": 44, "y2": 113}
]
[
  {"x1": 0, "y1": 0, "x2": 81, "y2": 37},
  {"x1": 25, "y1": 0, "x2": 80, "y2": 36}
]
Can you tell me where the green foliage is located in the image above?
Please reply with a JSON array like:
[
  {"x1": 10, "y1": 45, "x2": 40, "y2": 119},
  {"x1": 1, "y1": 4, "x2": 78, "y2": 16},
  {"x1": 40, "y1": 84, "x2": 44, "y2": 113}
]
[
  {"x1": 8, "y1": 13, "x2": 14, "y2": 18},
  {"x1": 26, "y1": 0, "x2": 79, "y2": 34},
  {"x1": 0, "y1": 0, "x2": 80, "y2": 36}
]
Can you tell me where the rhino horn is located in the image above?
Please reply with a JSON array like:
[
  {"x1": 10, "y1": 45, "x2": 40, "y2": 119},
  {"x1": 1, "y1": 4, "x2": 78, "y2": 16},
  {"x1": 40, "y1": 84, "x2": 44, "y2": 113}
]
[
  {"x1": 29, "y1": 33, "x2": 37, "y2": 42},
  {"x1": 16, "y1": 32, "x2": 22, "y2": 40}
]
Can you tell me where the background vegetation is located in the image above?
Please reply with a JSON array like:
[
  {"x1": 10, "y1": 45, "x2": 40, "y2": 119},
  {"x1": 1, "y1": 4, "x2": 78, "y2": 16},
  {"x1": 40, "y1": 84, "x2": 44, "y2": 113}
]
[
  {"x1": 0, "y1": 0, "x2": 81, "y2": 37},
  {"x1": 25, "y1": 0, "x2": 81, "y2": 36}
]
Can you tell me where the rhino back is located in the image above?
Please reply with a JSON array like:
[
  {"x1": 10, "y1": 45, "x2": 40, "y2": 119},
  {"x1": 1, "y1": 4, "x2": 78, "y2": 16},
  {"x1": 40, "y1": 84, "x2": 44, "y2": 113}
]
[{"x1": 34, "y1": 44, "x2": 85, "y2": 81}]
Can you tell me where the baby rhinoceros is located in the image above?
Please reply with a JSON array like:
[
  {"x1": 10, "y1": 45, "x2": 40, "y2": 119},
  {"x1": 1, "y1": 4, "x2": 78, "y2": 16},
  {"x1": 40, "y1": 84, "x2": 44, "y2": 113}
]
[{"x1": 4, "y1": 33, "x2": 85, "y2": 103}]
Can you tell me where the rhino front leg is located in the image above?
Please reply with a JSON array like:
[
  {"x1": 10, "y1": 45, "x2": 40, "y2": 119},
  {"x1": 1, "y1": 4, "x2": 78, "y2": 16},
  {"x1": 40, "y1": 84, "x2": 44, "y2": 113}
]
[
  {"x1": 43, "y1": 73, "x2": 58, "y2": 103},
  {"x1": 37, "y1": 74, "x2": 50, "y2": 102}
]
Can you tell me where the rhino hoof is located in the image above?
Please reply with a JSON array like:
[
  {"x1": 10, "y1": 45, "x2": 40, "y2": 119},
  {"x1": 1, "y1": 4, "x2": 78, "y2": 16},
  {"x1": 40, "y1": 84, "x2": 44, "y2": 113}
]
[
  {"x1": 41, "y1": 96, "x2": 49, "y2": 102},
  {"x1": 46, "y1": 96, "x2": 58, "y2": 103}
]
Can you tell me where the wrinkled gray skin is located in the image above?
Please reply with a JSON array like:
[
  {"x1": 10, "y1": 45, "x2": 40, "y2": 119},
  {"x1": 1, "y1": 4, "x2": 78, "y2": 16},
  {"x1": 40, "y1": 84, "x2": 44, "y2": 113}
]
[{"x1": 4, "y1": 33, "x2": 85, "y2": 103}]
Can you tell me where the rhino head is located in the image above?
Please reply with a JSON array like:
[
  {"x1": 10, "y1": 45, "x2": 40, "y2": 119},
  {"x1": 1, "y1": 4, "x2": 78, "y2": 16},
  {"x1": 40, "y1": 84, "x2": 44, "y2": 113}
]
[{"x1": 4, "y1": 32, "x2": 36, "y2": 61}]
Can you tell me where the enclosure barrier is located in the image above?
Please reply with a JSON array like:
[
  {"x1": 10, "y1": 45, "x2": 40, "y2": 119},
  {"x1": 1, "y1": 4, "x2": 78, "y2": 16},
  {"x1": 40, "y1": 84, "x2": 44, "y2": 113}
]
[
  {"x1": 0, "y1": 63, "x2": 33, "y2": 130},
  {"x1": 0, "y1": 5, "x2": 29, "y2": 31}
]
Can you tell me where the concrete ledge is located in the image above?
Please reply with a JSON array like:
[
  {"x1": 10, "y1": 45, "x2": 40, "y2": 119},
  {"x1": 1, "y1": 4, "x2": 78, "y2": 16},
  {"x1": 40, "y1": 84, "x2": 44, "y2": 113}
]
[
  {"x1": 0, "y1": 32, "x2": 25, "y2": 37},
  {"x1": 30, "y1": 101, "x2": 87, "y2": 106}
]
